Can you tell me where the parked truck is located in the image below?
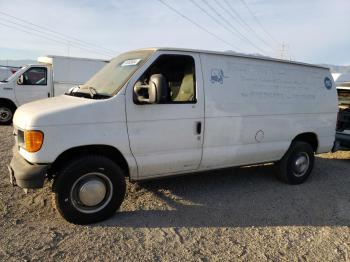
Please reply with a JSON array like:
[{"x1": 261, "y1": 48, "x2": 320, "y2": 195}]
[
  {"x1": 8, "y1": 48, "x2": 338, "y2": 224},
  {"x1": 0, "y1": 55, "x2": 108, "y2": 124},
  {"x1": 335, "y1": 86, "x2": 350, "y2": 149}
]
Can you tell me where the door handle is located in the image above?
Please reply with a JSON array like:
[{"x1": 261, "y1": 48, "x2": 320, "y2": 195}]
[{"x1": 196, "y1": 121, "x2": 202, "y2": 135}]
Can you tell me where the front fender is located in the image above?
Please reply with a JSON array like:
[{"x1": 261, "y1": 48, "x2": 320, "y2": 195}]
[{"x1": 18, "y1": 121, "x2": 138, "y2": 179}]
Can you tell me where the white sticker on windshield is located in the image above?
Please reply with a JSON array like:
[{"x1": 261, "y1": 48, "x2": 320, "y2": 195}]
[{"x1": 120, "y1": 59, "x2": 142, "y2": 67}]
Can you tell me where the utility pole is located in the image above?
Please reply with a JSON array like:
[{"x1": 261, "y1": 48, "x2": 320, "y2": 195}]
[
  {"x1": 279, "y1": 42, "x2": 286, "y2": 60},
  {"x1": 278, "y1": 42, "x2": 291, "y2": 60},
  {"x1": 67, "y1": 41, "x2": 71, "y2": 57}
]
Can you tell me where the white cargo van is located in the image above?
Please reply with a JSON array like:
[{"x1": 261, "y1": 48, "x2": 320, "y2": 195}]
[
  {"x1": 0, "y1": 55, "x2": 108, "y2": 124},
  {"x1": 9, "y1": 48, "x2": 338, "y2": 224}
]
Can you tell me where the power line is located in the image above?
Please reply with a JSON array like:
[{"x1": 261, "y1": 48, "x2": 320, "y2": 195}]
[
  {"x1": 0, "y1": 16, "x2": 88, "y2": 53},
  {"x1": 0, "y1": 20, "x2": 111, "y2": 57},
  {"x1": 215, "y1": 0, "x2": 249, "y2": 30},
  {"x1": 0, "y1": 21, "x2": 71, "y2": 46},
  {"x1": 0, "y1": 11, "x2": 116, "y2": 55},
  {"x1": 239, "y1": 0, "x2": 279, "y2": 45},
  {"x1": 0, "y1": 11, "x2": 115, "y2": 55},
  {"x1": 156, "y1": 0, "x2": 241, "y2": 51},
  {"x1": 190, "y1": 0, "x2": 268, "y2": 54},
  {"x1": 220, "y1": 0, "x2": 276, "y2": 50},
  {"x1": 0, "y1": 21, "x2": 112, "y2": 57},
  {"x1": 189, "y1": 0, "x2": 242, "y2": 42},
  {"x1": 200, "y1": 0, "x2": 268, "y2": 54}
]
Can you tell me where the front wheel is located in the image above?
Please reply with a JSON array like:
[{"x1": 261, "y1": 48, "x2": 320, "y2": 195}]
[
  {"x1": 275, "y1": 141, "x2": 314, "y2": 184},
  {"x1": 0, "y1": 104, "x2": 14, "y2": 125},
  {"x1": 53, "y1": 155, "x2": 126, "y2": 224}
]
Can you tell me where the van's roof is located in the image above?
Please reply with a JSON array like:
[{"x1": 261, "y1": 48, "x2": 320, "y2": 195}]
[{"x1": 134, "y1": 47, "x2": 329, "y2": 70}]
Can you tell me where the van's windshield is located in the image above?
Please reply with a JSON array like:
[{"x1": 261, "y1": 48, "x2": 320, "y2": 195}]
[
  {"x1": 2, "y1": 66, "x2": 27, "y2": 83},
  {"x1": 70, "y1": 50, "x2": 154, "y2": 99}
]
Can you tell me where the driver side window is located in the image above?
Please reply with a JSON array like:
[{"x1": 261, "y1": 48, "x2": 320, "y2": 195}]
[
  {"x1": 19, "y1": 67, "x2": 47, "y2": 86},
  {"x1": 136, "y1": 55, "x2": 196, "y2": 103}
]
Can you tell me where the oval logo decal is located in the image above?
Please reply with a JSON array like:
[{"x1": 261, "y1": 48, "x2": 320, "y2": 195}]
[{"x1": 324, "y1": 77, "x2": 332, "y2": 90}]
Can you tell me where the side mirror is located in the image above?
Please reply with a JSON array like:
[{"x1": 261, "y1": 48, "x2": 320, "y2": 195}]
[
  {"x1": 133, "y1": 74, "x2": 168, "y2": 104},
  {"x1": 133, "y1": 81, "x2": 156, "y2": 104},
  {"x1": 17, "y1": 75, "x2": 24, "y2": 85}
]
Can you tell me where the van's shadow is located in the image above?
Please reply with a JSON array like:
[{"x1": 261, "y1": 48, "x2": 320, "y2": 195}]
[{"x1": 98, "y1": 157, "x2": 350, "y2": 228}]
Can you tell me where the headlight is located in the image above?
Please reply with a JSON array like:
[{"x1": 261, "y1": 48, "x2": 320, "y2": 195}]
[{"x1": 24, "y1": 130, "x2": 44, "y2": 152}]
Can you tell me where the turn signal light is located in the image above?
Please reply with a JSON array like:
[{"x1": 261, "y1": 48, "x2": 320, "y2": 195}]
[{"x1": 24, "y1": 130, "x2": 44, "y2": 152}]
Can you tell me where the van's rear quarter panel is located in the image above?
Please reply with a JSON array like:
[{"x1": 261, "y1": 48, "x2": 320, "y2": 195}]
[{"x1": 200, "y1": 53, "x2": 338, "y2": 168}]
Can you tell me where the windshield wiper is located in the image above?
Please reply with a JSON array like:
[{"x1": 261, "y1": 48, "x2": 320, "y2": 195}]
[
  {"x1": 87, "y1": 86, "x2": 98, "y2": 98},
  {"x1": 65, "y1": 85, "x2": 110, "y2": 99},
  {"x1": 83, "y1": 86, "x2": 111, "y2": 99},
  {"x1": 65, "y1": 85, "x2": 81, "y2": 95},
  {"x1": 64, "y1": 85, "x2": 93, "y2": 99}
]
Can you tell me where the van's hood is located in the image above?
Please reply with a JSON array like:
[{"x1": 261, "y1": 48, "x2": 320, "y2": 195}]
[
  {"x1": 13, "y1": 95, "x2": 124, "y2": 129},
  {"x1": 0, "y1": 81, "x2": 13, "y2": 88}
]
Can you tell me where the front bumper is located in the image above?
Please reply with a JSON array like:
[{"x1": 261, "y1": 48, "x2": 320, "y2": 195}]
[{"x1": 8, "y1": 146, "x2": 49, "y2": 189}]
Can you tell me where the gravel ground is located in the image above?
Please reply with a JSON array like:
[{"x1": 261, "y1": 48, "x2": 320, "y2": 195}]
[{"x1": 0, "y1": 125, "x2": 349, "y2": 261}]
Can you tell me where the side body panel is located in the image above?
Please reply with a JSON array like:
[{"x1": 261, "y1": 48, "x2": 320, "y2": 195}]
[
  {"x1": 125, "y1": 51, "x2": 205, "y2": 179},
  {"x1": 199, "y1": 53, "x2": 338, "y2": 170},
  {"x1": 0, "y1": 81, "x2": 16, "y2": 105}
]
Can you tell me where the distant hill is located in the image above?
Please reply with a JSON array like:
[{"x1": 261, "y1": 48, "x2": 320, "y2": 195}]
[
  {"x1": 321, "y1": 64, "x2": 350, "y2": 74},
  {"x1": 0, "y1": 59, "x2": 35, "y2": 68}
]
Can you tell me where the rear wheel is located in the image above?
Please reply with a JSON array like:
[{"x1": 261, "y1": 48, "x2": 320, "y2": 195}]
[
  {"x1": 53, "y1": 155, "x2": 126, "y2": 224},
  {"x1": 276, "y1": 141, "x2": 314, "y2": 184},
  {"x1": 0, "y1": 103, "x2": 14, "y2": 125}
]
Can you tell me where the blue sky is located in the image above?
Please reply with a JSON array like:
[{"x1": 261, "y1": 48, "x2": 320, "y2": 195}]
[{"x1": 0, "y1": 0, "x2": 349, "y2": 65}]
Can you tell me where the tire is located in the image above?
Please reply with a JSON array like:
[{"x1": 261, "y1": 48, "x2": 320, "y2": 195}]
[
  {"x1": 275, "y1": 141, "x2": 314, "y2": 185},
  {"x1": 0, "y1": 103, "x2": 15, "y2": 125},
  {"x1": 53, "y1": 155, "x2": 126, "y2": 224}
]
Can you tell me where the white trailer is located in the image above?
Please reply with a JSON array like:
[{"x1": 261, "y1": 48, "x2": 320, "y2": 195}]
[
  {"x1": 9, "y1": 48, "x2": 338, "y2": 224},
  {"x1": 0, "y1": 55, "x2": 108, "y2": 124}
]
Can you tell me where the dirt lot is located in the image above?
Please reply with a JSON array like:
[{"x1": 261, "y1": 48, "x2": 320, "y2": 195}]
[{"x1": 0, "y1": 125, "x2": 349, "y2": 261}]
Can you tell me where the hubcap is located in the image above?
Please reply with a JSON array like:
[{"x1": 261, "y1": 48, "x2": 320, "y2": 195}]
[
  {"x1": 0, "y1": 107, "x2": 12, "y2": 122},
  {"x1": 78, "y1": 179, "x2": 107, "y2": 207},
  {"x1": 292, "y1": 153, "x2": 310, "y2": 177},
  {"x1": 70, "y1": 172, "x2": 113, "y2": 214}
]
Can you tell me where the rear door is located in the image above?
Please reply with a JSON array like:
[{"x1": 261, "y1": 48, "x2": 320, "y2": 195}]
[
  {"x1": 125, "y1": 51, "x2": 204, "y2": 179},
  {"x1": 14, "y1": 66, "x2": 51, "y2": 105}
]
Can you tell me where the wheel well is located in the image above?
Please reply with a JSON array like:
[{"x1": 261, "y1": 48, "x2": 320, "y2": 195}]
[
  {"x1": 292, "y1": 132, "x2": 318, "y2": 152},
  {"x1": 49, "y1": 145, "x2": 130, "y2": 178},
  {"x1": 0, "y1": 98, "x2": 17, "y2": 110}
]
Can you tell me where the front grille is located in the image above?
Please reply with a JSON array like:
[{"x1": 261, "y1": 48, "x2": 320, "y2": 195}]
[{"x1": 17, "y1": 129, "x2": 24, "y2": 147}]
